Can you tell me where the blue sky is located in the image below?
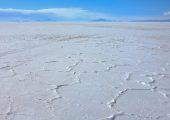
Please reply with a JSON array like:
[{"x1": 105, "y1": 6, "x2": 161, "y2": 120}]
[{"x1": 0, "y1": 0, "x2": 170, "y2": 21}]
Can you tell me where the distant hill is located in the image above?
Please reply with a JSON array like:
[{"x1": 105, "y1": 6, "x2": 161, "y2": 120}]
[
  {"x1": 91, "y1": 19, "x2": 170, "y2": 22},
  {"x1": 131, "y1": 19, "x2": 170, "y2": 22},
  {"x1": 0, "y1": 12, "x2": 170, "y2": 22},
  {"x1": 91, "y1": 18, "x2": 112, "y2": 22}
]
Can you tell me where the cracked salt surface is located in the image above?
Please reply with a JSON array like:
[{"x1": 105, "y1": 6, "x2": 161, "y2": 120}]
[{"x1": 0, "y1": 22, "x2": 170, "y2": 120}]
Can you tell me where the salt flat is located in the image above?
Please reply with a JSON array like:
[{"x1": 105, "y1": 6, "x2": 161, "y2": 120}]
[{"x1": 0, "y1": 22, "x2": 170, "y2": 120}]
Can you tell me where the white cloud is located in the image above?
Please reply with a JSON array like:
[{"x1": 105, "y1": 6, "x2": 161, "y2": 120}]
[
  {"x1": 0, "y1": 8, "x2": 113, "y2": 21},
  {"x1": 164, "y1": 11, "x2": 170, "y2": 16}
]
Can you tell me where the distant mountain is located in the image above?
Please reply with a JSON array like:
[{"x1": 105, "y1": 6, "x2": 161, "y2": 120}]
[
  {"x1": 1, "y1": 11, "x2": 170, "y2": 22},
  {"x1": 132, "y1": 19, "x2": 170, "y2": 22},
  {"x1": 91, "y1": 18, "x2": 112, "y2": 22},
  {"x1": 92, "y1": 19, "x2": 170, "y2": 22}
]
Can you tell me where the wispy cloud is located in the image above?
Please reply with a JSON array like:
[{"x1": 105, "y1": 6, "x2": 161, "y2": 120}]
[
  {"x1": 164, "y1": 11, "x2": 170, "y2": 16},
  {"x1": 0, "y1": 8, "x2": 113, "y2": 21}
]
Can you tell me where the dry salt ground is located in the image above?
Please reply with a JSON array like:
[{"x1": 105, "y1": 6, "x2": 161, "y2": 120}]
[{"x1": 0, "y1": 22, "x2": 170, "y2": 120}]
